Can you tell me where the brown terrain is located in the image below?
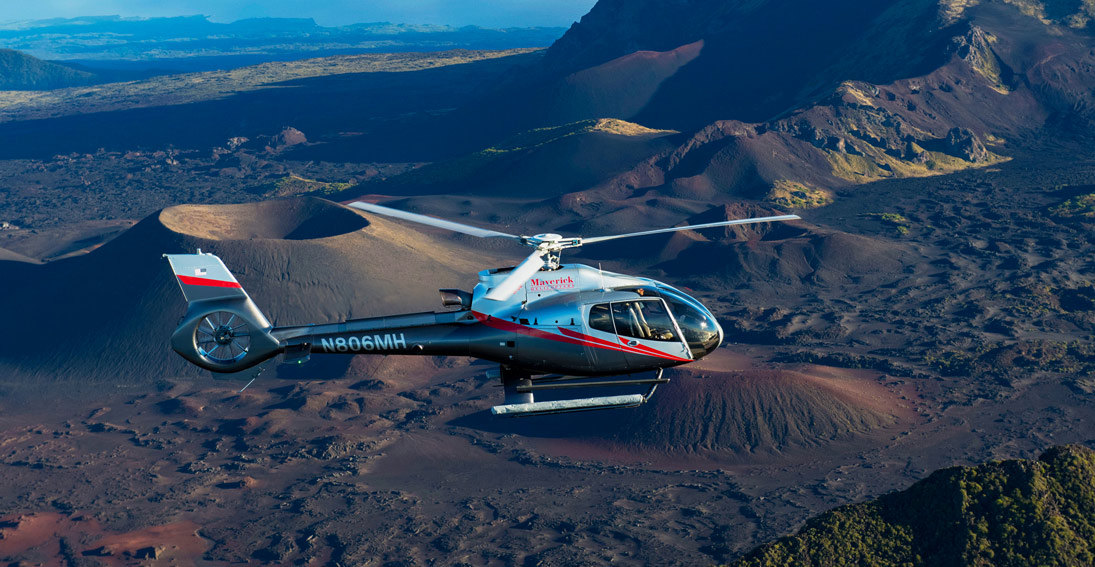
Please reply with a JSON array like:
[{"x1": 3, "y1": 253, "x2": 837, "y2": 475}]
[{"x1": 2, "y1": 0, "x2": 1095, "y2": 565}]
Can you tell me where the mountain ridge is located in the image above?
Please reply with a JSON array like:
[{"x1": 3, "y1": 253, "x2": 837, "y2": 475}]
[
  {"x1": 0, "y1": 49, "x2": 96, "y2": 90},
  {"x1": 729, "y1": 444, "x2": 1095, "y2": 567}
]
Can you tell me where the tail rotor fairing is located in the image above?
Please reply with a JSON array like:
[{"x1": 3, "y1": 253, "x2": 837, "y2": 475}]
[{"x1": 195, "y1": 311, "x2": 252, "y2": 367}]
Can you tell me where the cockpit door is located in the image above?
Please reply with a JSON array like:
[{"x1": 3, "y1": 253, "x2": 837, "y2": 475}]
[
  {"x1": 610, "y1": 299, "x2": 692, "y2": 369},
  {"x1": 580, "y1": 303, "x2": 631, "y2": 373}
]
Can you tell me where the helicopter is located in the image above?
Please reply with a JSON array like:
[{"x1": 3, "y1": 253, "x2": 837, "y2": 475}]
[{"x1": 165, "y1": 201, "x2": 799, "y2": 417}]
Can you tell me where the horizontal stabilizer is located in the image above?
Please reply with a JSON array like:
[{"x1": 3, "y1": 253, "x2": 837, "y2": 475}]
[{"x1": 491, "y1": 394, "x2": 645, "y2": 417}]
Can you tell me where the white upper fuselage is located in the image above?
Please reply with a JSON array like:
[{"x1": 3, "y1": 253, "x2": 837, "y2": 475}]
[{"x1": 473, "y1": 264, "x2": 649, "y2": 318}]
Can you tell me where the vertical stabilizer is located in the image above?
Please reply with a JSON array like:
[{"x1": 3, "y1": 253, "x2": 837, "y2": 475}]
[{"x1": 165, "y1": 252, "x2": 253, "y2": 304}]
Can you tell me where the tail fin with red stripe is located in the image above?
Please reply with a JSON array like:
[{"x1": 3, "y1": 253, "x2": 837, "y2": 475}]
[
  {"x1": 165, "y1": 251, "x2": 252, "y2": 304},
  {"x1": 164, "y1": 251, "x2": 280, "y2": 373}
]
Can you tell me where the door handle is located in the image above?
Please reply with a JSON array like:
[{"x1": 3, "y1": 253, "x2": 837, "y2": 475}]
[{"x1": 627, "y1": 340, "x2": 639, "y2": 346}]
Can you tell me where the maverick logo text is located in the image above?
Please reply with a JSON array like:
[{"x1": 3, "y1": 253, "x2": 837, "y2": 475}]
[{"x1": 529, "y1": 276, "x2": 576, "y2": 292}]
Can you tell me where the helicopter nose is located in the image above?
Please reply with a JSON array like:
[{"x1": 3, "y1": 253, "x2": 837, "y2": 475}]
[{"x1": 699, "y1": 319, "x2": 725, "y2": 359}]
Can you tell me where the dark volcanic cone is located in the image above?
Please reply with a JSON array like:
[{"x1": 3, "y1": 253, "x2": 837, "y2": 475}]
[
  {"x1": 457, "y1": 354, "x2": 907, "y2": 459},
  {"x1": 0, "y1": 197, "x2": 488, "y2": 384},
  {"x1": 597, "y1": 365, "x2": 901, "y2": 456}
]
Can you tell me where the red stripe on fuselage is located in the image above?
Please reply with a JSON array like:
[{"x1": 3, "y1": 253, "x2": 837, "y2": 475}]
[
  {"x1": 177, "y1": 275, "x2": 242, "y2": 288},
  {"x1": 557, "y1": 327, "x2": 632, "y2": 352},
  {"x1": 618, "y1": 337, "x2": 691, "y2": 361},
  {"x1": 472, "y1": 311, "x2": 591, "y2": 349},
  {"x1": 558, "y1": 326, "x2": 691, "y2": 362},
  {"x1": 472, "y1": 311, "x2": 691, "y2": 362}
]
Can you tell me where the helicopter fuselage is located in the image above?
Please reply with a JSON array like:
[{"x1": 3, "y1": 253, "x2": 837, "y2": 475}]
[{"x1": 266, "y1": 263, "x2": 723, "y2": 377}]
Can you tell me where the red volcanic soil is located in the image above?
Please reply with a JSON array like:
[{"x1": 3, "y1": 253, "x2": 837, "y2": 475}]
[
  {"x1": 89, "y1": 522, "x2": 210, "y2": 562},
  {"x1": 0, "y1": 512, "x2": 208, "y2": 565}
]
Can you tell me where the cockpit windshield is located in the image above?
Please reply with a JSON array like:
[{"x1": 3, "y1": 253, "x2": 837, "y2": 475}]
[
  {"x1": 614, "y1": 284, "x2": 724, "y2": 356},
  {"x1": 651, "y1": 285, "x2": 723, "y2": 357}
]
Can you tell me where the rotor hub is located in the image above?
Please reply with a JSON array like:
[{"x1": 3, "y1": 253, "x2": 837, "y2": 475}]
[
  {"x1": 525, "y1": 233, "x2": 582, "y2": 252},
  {"x1": 214, "y1": 326, "x2": 235, "y2": 345}
]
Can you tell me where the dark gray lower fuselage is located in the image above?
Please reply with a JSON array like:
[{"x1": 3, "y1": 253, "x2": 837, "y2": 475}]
[{"x1": 270, "y1": 310, "x2": 675, "y2": 376}]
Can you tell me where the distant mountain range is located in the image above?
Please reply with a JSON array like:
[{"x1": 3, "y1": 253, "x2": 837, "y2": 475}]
[
  {"x1": 729, "y1": 445, "x2": 1095, "y2": 566},
  {"x1": 0, "y1": 15, "x2": 566, "y2": 79}
]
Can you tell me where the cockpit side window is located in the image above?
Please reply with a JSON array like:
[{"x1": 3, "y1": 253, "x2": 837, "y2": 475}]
[
  {"x1": 588, "y1": 303, "x2": 615, "y2": 334},
  {"x1": 611, "y1": 300, "x2": 678, "y2": 341}
]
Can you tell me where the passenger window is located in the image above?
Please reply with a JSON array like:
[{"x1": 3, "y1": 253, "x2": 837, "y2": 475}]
[
  {"x1": 588, "y1": 303, "x2": 615, "y2": 334},
  {"x1": 611, "y1": 300, "x2": 678, "y2": 342}
]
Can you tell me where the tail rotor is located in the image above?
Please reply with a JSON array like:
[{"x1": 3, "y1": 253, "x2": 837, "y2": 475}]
[{"x1": 195, "y1": 311, "x2": 252, "y2": 367}]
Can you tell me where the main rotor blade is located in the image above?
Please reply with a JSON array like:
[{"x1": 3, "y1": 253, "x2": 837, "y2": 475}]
[
  {"x1": 484, "y1": 250, "x2": 546, "y2": 301},
  {"x1": 348, "y1": 202, "x2": 522, "y2": 240},
  {"x1": 581, "y1": 214, "x2": 801, "y2": 244}
]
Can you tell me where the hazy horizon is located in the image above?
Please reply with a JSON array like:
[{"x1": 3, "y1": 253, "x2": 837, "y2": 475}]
[{"x1": 0, "y1": 0, "x2": 597, "y2": 29}]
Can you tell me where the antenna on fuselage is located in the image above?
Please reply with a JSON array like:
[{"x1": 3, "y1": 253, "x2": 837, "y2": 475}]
[{"x1": 598, "y1": 263, "x2": 606, "y2": 292}]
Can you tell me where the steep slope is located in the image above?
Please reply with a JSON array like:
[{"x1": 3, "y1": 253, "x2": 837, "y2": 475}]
[
  {"x1": 0, "y1": 246, "x2": 40, "y2": 264},
  {"x1": 543, "y1": 0, "x2": 951, "y2": 128},
  {"x1": 343, "y1": 118, "x2": 680, "y2": 198},
  {"x1": 561, "y1": 13, "x2": 1050, "y2": 205},
  {"x1": 541, "y1": 0, "x2": 1095, "y2": 130},
  {"x1": 536, "y1": 40, "x2": 704, "y2": 125},
  {"x1": 0, "y1": 197, "x2": 495, "y2": 384},
  {"x1": 0, "y1": 49, "x2": 96, "y2": 90},
  {"x1": 730, "y1": 445, "x2": 1095, "y2": 567}
]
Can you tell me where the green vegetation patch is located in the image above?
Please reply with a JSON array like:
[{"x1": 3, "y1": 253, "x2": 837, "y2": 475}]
[
  {"x1": 824, "y1": 142, "x2": 1007, "y2": 185},
  {"x1": 864, "y1": 212, "x2": 911, "y2": 236},
  {"x1": 252, "y1": 174, "x2": 352, "y2": 197},
  {"x1": 921, "y1": 340, "x2": 1095, "y2": 390},
  {"x1": 489, "y1": 118, "x2": 674, "y2": 152},
  {"x1": 767, "y1": 180, "x2": 833, "y2": 209},
  {"x1": 1049, "y1": 193, "x2": 1095, "y2": 219},
  {"x1": 730, "y1": 445, "x2": 1095, "y2": 567},
  {"x1": 1000, "y1": 0, "x2": 1095, "y2": 27}
]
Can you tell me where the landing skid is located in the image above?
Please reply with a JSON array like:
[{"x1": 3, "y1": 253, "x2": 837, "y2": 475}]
[{"x1": 490, "y1": 368, "x2": 666, "y2": 417}]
